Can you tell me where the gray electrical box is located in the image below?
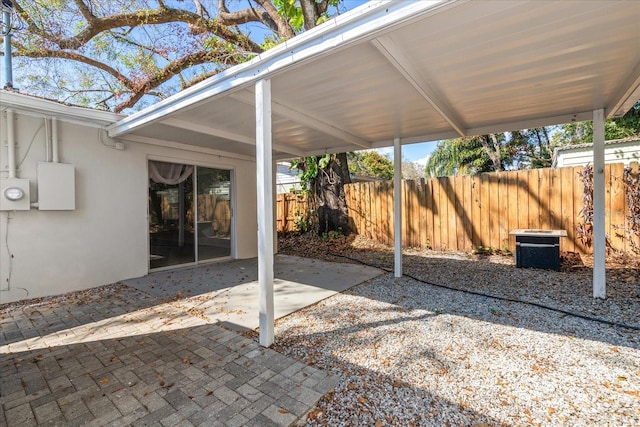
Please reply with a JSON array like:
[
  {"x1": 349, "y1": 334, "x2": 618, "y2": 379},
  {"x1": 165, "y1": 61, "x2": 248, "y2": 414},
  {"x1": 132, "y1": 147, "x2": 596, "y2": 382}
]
[{"x1": 37, "y1": 162, "x2": 76, "y2": 210}]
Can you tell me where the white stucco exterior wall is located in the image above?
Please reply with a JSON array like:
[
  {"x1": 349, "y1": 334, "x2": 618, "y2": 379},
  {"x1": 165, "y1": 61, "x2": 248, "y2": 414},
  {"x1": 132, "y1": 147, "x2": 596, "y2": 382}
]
[{"x1": 0, "y1": 107, "x2": 258, "y2": 304}]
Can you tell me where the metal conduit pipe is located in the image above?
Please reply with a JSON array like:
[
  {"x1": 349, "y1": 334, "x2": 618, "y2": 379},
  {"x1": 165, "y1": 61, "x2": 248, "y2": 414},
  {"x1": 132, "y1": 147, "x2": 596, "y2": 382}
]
[
  {"x1": 52, "y1": 117, "x2": 59, "y2": 163},
  {"x1": 2, "y1": 7, "x2": 13, "y2": 89},
  {"x1": 7, "y1": 108, "x2": 16, "y2": 178},
  {"x1": 44, "y1": 118, "x2": 50, "y2": 162}
]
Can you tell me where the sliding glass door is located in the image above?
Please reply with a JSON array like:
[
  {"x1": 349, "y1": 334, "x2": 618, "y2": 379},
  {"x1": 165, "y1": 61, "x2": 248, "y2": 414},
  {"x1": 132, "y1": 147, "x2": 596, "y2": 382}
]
[
  {"x1": 196, "y1": 167, "x2": 232, "y2": 262},
  {"x1": 148, "y1": 161, "x2": 232, "y2": 269}
]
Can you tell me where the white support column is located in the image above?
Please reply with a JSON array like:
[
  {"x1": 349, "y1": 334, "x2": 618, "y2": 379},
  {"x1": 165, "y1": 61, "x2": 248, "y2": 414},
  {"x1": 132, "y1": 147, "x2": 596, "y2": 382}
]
[
  {"x1": 393, "y1": 137, "x2": 402, "y2": 278},
  {"x1": 256, "y1": 79, "x2": 275, "y2": 346},
  {"x1": 592, "y1": 108, "x2": 606, "y2": 299}
]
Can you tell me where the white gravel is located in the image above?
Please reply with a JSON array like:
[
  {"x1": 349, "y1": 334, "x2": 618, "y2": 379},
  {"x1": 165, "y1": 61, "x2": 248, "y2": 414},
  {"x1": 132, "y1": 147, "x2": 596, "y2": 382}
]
[{"x1": 272, "y1": 250, "x2": 640, "y2": 426}]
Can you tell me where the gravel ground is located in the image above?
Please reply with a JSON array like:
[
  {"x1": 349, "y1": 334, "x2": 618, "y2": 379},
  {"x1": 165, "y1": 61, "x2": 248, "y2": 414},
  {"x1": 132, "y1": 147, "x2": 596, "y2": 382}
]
[{"x1": 274, "y1": 236, "x2": 640, "y2": 426}]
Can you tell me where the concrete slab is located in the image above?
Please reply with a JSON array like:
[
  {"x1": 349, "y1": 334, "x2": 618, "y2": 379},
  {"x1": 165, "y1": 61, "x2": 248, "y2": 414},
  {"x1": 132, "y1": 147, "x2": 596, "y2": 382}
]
[{"x1": 123, "y1": 255, "x2": 382, "y2": 331}]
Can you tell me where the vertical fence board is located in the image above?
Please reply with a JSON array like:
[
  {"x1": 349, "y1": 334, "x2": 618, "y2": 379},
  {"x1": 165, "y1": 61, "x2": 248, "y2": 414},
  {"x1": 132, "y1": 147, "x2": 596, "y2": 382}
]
[
  {"x1": 498, "y1": 172, "x2": 509, "y2": 250},
  {"x1": 549, "y1": 168, "x2": 561, "y2": 230},
  {"x1": 432, "y1": 178, "x2": 442, "y2": 250},
  {"x1": 413, "y1": 180, "x2": 419, "y2": 247},
  {"x1": 405, "y1": 181, "x2": 412, "y2": 246},
  {"x1": 610, "y1": 163, "x2": 625, "y2": 251},
  {"x1": 350, "y1": 185, "x2": 358, "y2": 235},
  {"x1": 412, "y1": 181, "x2": 421, "y2": 246},
  {"x1": 462, "y1": 175, "x2": 473, "y2": 251},
  {"x1": 387, "y1": 180, "x2": 394, "y2": 246},
  {"x1": 486, "y1": 174, "x2": 498, "y2": 249},
  {"x1": 442, "y1": 177, "x2": 453, "y2": 249},
  {"x1": 628, "y1": 162, "x2": 639, "y2": 252},
  {"x1": 454, "y1": 176, "x2": 465, "y2": 250},
  {"x1": 560, "y1": 166, "x2": 576, "y2": 252},
  {"x1": 376, "y1": 182, "x2": 383, "y2": 244},
  {"x1": 537, "y1": 168, "x2": 550, "y2": 230},
  {"x1": 479, "y1": 174, "x2": 490, "y2": 248},
  {"x1": 361, "y1": 183, "x2": 369, "y2": 239},
  {"x1": 418, "y1": 179, "x2": 427, "y2": 247},
  {"x1": 424, "y1": 178, "x2": 434, "y2": 248},
  {"x1": 518, "y1": 171, "x2": 528, "y2": 231},
  {"x1": 527, "y1": 170, "x2": 539, "y2": 229},
  {"x1": 440, "y1": 178, "x2": 451, "y2": 250},
  {"x1": 507, "y1": 172, "x2": 519, "y2": 252},
  {"x1": 471, "y1": 175, "x2": 481, "y2": 248},
  {"x1": 604, "y1": 164, "x2": 612, "y2": 250},
  {"x1": 378, "y1": 181, "x2": 385, "y2": 245},
  {"x1": 402, "y1": 181, "x2": 409, "y2": 246},
  {"x1": 374, "y1": 182, "x2": 381, "y2": 242},
  {"x1": 573, "y1": 166, "x2": 587, "y2": 254}
]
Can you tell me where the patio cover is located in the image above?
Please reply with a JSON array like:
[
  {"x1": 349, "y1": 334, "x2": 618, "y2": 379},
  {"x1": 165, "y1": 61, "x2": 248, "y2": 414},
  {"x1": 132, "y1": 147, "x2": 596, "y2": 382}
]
[{"x1": 107, "y1": 0, "x2": 640, "y2": 345}]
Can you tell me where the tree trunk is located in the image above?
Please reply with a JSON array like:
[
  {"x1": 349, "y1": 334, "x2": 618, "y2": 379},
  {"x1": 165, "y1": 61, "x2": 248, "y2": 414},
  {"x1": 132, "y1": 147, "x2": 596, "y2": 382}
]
[
  {"x1": 480, "y1": 134, "x2": 503, "y2": 172},
  {"x1": 312, "y1": 153, "x2": 352, "y2": 235}
]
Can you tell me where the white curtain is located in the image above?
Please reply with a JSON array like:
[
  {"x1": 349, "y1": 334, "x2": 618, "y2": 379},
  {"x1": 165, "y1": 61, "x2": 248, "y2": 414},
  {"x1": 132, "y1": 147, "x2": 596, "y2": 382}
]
[{"x1": 149, "y1": 161, "x2": 193, "y2": 184}]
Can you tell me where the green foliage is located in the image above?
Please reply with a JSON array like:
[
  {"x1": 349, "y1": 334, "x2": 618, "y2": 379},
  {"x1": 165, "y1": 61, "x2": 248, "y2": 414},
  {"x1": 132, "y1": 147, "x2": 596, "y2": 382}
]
[
  {"x1": 320, "y1": 230, "x2": 343, "y2": 241},
  {"x1": 273, "y1": 0, "x2": 304, "y2": 32},
  {"x1": 425, "y1": 137, "x2": 494, "y2": 177},
  {"x1": 471, "y1": 246, "x2": 512, "y2": 256},
  {"x1": 292, "y1": 206, "x2": 313, "y2": 234},
  {"x1": 348, "y1": 151, "x2": 394, "y2": 179},
  {"x1": 291, "y1": 154, "x2": 332, "y2": 193},
  {"x1": 553, "y1": 102, "x2": 640, "y2": 145}
]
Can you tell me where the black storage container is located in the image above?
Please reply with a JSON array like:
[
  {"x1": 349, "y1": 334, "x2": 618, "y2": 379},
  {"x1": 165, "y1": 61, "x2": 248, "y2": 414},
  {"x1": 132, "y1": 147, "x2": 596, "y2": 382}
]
[{"x1": 510, "y1": 229, "x2": 567, "y2": 271}]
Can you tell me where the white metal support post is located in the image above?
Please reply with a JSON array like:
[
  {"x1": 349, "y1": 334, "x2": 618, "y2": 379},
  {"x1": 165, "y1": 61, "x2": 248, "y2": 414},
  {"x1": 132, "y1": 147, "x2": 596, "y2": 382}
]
[
  {"x1": 256, "y1": 79, "x2": 275, "y2": 346},
  {"x1": 592, "y1": 108, "x2": 606, "y2": 299},
  {"x1": 394, "y1": 137, "x2": 402, "y2": 277}
]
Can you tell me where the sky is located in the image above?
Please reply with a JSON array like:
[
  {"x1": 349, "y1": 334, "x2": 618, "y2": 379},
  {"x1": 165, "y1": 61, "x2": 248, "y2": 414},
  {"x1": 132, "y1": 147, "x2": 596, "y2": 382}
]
[{"x1": 373, "y1": 141, "x2": 439, "y2": 167}]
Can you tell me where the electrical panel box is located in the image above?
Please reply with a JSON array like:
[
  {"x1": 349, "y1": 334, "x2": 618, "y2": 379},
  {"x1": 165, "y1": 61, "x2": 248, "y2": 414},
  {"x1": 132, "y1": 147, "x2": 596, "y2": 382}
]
[
  {"x1": 0, "y1": 178, "x2": 31, "y2": 211},
  {"x1": 37, "y1": 162, "x2": 76, "y2": 210}
]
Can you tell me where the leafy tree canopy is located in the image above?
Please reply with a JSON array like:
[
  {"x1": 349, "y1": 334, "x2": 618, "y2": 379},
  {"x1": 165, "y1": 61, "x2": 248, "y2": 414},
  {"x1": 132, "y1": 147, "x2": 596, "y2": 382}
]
[
  {"x1": 425, "y1": 136, "x2": 496, "y2": 177},
  {"x1": 5, "y1": 0, "x2": 342, "y2": 113},
  {"x1": 425, "y1": 102, "x2": 640, "y2": 178},
  {"x1": 552, "y1": 102, "x2": 640, "y2": 145},
  {"x1": 347, "y1": 151, "x2": 394, "y2": 180}
]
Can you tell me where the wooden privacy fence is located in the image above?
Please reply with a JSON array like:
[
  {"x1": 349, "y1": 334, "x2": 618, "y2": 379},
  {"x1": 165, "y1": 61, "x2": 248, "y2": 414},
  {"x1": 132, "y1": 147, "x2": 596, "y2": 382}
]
[
  {"x1": 277, "y1": 162, "x2": 639, "y2": 254},
  {"x1": 277, "y1": 193, "x2": 313, "y2": 233}
]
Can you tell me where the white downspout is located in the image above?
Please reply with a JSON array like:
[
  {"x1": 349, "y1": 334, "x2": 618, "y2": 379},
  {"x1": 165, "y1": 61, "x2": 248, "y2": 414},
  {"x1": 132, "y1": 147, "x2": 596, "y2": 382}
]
[
  {"x1": 6, "y1": 109, "x2": 15, "y2": 178},
  {"x1": 52, "y1": 117, "x2": 59, "y2": 163}
]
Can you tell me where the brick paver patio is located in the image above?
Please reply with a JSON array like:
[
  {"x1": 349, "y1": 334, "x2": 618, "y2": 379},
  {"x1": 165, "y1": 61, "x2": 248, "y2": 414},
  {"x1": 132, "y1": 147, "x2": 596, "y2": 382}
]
[{"x1": 0, "y1": 284, "x2": 337, "y2": 426}]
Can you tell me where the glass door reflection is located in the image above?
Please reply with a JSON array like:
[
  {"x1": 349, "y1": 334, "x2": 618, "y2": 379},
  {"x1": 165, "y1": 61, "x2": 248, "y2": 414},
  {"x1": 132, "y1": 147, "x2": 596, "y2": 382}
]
[{"x1": 196, "y1": 167, "x2": 232, "y2": 261}]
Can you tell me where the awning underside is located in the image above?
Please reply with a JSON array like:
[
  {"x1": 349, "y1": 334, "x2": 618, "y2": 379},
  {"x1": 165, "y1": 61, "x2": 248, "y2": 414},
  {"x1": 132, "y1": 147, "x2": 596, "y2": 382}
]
[{"x1": 110, "y1": 0, "x2": 640, "y2": 160}]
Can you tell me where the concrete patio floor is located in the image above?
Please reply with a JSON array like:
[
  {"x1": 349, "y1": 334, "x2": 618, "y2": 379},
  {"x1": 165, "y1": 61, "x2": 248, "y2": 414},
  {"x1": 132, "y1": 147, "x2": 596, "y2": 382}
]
[{"x1": 0, "y1": 256, "x2": 382, "y2": 426}]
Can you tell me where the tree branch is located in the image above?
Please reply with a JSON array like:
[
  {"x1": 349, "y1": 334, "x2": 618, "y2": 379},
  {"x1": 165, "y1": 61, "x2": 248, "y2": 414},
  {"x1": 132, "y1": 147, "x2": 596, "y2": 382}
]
[
  {"x1": 253, "y1": 0, "x2": 296, "y2": 39},
  {"x1": 13, "y1": 1, "x2": 263, "y2": 53},
  {"x1": 14, "y1": 43, "x2": 134, "y2": 88},
  {"x1": 113, "y1": 49, "x2": 239, "y2": 112},
  {"x1": 73, "y1": 0, "x2": 97, "y2": 23},
  {"x1": 300, "y1": 0, "x2": 320, "y2": 31},
  {"x1": 480, "y1": 134, "x2": 503, "y2": 171}
]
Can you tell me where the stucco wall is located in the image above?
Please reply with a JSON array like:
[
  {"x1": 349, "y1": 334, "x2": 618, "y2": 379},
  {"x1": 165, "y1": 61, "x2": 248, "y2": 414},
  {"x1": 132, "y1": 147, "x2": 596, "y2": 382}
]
[{"x1": 0, "y1": 109, "x2": 258, "y2": 304}]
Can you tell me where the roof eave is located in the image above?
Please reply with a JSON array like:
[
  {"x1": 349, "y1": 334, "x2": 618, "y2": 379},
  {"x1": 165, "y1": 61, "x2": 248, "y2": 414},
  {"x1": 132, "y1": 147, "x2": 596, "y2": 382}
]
[{"x1": 0, "y1": 90, "x2": 121, "y2": 127}]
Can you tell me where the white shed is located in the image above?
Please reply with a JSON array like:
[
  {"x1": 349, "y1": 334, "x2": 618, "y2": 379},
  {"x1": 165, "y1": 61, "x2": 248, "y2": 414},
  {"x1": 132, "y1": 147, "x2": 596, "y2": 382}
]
[{"x1": 553, "y1": 137, "x2": 640, "y2": 167}]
